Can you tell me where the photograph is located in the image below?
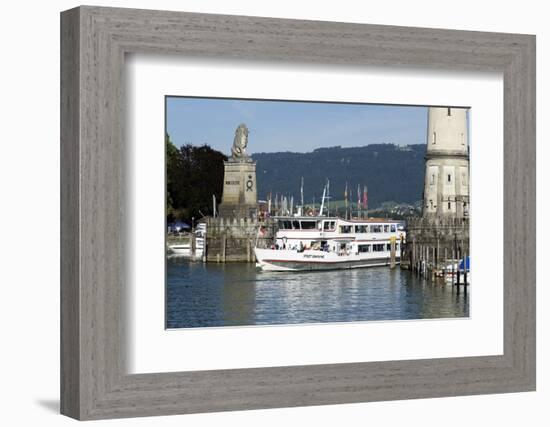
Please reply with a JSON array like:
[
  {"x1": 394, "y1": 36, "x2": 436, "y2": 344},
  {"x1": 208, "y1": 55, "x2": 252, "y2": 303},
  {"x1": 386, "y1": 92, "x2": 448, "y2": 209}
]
[{"x1": 165, "y1": 97, "x2": 471, "y2": 329}]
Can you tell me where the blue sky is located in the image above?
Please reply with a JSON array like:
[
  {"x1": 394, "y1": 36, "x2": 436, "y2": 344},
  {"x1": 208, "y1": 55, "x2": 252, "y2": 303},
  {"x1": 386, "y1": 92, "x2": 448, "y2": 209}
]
[{"x1": 166, "y1": 97, "x2": 428, "y2": 154}]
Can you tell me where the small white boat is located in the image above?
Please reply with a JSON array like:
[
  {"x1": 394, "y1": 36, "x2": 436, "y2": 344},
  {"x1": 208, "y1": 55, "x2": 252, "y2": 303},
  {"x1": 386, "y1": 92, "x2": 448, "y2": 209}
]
[
  {"x1": 443, "y1": 257, "x2": 470, "y2": 285},
  {"x1": 254, "y1": 216, "x2": 404, "y2": 272},
  {"x1": 444, "y1": 271, "x2": 470, "y2": 285},
  {"x1": 168, "y1": 224, "x2": 206, "y2": 257},
  {"x1": 168, "y1": 241, "x2": 204, "y2": 257}
]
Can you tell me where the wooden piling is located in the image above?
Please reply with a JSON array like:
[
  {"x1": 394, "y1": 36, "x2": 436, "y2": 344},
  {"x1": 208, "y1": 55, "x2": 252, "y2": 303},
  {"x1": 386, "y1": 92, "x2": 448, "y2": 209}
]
[
  {"x1": 421, "y1": 244, "x2": 424, "y2": 276},
  {"x1": 400, "y1": 235, "x2": 404, "y2": 264},
  {"x1": 436, "y1": 239, "x2": 439, "y2": 271},
  {"x1": 418, "y1": 245, "x2": 421, "y2": 276},
  {"x1": 202, "y1": 232, "x2": 207, "y2": 262},
  {"x1": 390, "y1": 236, "x2": 396, "y2": 269},
  {"x1": 451, "y1": 248, "x2": 456, "y2": 286},
  {"x1": 191, "y1": 232, "x2": 196, "y2": 261},
  {"x1": 443, "y1": 247, "x2": 447, "y2": 278},
  {"x1": 424, "y1": 245, "x2": 428, "y2": 277},
  {"x1": 424, "y1": 245, "x2": 428, "y2": 278},
  {"x1": 411, "y1": 239, "x2": 416, "y2": 274},
  {"x1": 426, "y1": 246, "x2": 430, "y2": 279},
  {"x1": 419, "y1": 244, "x2": 422, "y2": 276},
  {"x1": 222, "y1": 234, "x2": 226, "y2": 263},
  {"x1": 431, "y1": 247, "x2": 437, "y2": 282},
  {"x1": 421, "y1": 245, "x2": 424, "y2": 276},
  {"x1": 456, "y1": 246, "x2": 462, "y2": 287},
  {"x1": 417, "y1": 244, "x2": 421, "y2": 276}
]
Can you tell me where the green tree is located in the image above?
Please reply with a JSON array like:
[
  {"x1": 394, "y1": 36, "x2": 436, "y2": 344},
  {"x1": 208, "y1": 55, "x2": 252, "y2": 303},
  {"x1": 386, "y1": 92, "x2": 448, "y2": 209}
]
[
  {"x1": 165, "y1": 133, "x2": 178, "y2": 216},
  {"x1": 166, "y1": 139, "x2": 227, "y2": 222}
]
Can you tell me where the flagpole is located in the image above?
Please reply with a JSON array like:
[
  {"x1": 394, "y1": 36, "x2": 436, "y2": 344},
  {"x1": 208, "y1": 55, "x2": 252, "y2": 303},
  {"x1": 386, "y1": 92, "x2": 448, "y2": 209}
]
[
  {"x1": 344, "y1": 181, "x2": 348, "y2": 220},
  {"x1": 364, "y1": 185, "x2": 368, "y2": 219}
]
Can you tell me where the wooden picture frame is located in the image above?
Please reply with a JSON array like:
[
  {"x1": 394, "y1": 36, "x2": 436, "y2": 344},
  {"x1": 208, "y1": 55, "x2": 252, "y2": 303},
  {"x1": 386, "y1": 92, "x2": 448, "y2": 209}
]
[{"x1": 60, "y1": 6, "x2": 536, "y2": 420}]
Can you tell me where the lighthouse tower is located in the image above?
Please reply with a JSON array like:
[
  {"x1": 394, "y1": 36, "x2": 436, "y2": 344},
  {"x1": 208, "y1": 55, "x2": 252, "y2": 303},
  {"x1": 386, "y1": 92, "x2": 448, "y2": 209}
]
[{"x1": 422, "y1": 107, "x2": 469, "y2": 219}]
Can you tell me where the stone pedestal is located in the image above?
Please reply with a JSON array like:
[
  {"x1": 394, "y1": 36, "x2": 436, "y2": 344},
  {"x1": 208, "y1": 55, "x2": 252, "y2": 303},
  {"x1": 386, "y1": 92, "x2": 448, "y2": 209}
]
[{"x1": 218, "y1": 158, "x2": 258, "y2": 219}]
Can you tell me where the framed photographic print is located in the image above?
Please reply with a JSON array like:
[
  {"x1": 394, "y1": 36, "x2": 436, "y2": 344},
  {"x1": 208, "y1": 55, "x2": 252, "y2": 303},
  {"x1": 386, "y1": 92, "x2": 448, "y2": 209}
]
[
  {"x1": 163, "y1": 99, "x2": 470, "y2": 330},
  {"x1": 61, "y1": 6, "x2": 536, "y2": 420}
]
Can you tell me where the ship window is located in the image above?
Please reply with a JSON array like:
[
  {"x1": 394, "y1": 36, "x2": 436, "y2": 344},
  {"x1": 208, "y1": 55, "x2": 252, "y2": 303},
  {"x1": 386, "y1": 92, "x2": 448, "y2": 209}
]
[
  {"x1": 448, "y1": 202, "x2": 451, "y2": 210},
  {"x1": 331, "y1": 221, "x2": 336, "y2": 229},
  {"x1": 371, "y1": 225, "x2": 382, "y2": 233},
  {"x1": 279, "y1": 220, "x2": 292, "y2": 229},
  {"x1": 301, "y1": 221, "x2": 316, "y2": 230},
  {"x1": 373, "y1": 244, "x2": 385, "y2": 252},
  {"x1": 447, "y1": 107, "x2": 451, "y2": 116},
  {"x1": 384, "y1": 225, "x2": 389, "y2": 232},
  {"x1": 447, "y1": 174, "x2": 452, "y2": 183},
  {"x1": 355, "y1": 225, "x2": 368, "y2": 233},
  {"x1": 323, "y1": 221, "x2": 330, "y2": 230},
  {"x1": 386, "y1": 243, "x2": 391, "y2": 251},
  {"x1": 358, "y1": 244, "x2": 370, "y2": 253},
  {"x1": 391, "y1": 225, "x2": 396, "y2": 232},
  {"x1": 292, "y1": 220, "x2": 300, "y2": 229},
  {"x1": 432, "y1": 131, "x2": 436, "y2": 144},
  {"x1": 340, "y1": 225, "x2": 352, "y2": 233},
  {"x1": 430, "y1": 174, "x2": 435, "y2": 185}
]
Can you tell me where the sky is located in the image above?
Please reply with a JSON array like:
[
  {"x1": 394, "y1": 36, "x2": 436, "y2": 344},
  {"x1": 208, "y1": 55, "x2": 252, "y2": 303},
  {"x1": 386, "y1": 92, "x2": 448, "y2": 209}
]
[{"x1": 166, "y1": 97, "x2": 428, "y2": 154}]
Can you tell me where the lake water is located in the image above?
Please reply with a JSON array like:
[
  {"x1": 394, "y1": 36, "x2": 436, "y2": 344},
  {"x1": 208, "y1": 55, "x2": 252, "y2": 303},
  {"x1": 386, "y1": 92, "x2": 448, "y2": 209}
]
[{"x1": 166, "y1": 257, "x2": 469, "y2": 329}]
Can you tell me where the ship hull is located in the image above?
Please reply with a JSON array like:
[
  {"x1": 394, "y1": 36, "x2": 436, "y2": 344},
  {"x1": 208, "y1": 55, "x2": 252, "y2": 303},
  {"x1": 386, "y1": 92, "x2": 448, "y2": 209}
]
[{"x1": 254, "y1": 248, "x2": 399, "y2": 272}]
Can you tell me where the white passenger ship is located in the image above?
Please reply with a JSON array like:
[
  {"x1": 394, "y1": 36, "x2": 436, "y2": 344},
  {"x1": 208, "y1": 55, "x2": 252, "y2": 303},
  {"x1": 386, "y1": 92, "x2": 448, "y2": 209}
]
[{"x1": 254, "y1": 216, "x2": 405, "y2": 272}]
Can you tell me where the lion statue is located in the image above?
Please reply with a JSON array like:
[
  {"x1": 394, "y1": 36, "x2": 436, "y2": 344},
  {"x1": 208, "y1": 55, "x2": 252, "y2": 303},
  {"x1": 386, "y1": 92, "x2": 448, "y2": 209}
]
[{"x1": 231, "y1": 123, "x2": 249, "y2": 159}]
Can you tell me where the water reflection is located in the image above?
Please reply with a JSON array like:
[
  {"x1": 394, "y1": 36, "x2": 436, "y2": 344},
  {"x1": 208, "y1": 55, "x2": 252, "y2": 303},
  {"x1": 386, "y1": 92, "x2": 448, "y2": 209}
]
[{"x1": 166, "y1": 258, "x2": 469, "y2": 329}]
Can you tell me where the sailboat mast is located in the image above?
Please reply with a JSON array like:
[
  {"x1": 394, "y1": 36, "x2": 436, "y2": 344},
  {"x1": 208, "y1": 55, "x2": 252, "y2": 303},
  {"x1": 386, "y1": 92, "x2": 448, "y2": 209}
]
[{"x1": 319, "y1": 185, "x2": 326, "y2": 217}]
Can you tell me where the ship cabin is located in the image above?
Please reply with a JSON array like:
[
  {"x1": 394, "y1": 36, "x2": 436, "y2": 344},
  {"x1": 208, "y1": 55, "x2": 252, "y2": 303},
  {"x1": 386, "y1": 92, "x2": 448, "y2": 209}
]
[{"x1": 273, "y1": 216, "x2": 405, "y2": 255}]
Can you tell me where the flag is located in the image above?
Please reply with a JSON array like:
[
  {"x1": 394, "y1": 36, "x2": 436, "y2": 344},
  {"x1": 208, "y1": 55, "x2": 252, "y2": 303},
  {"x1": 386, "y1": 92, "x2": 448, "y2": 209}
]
[
  {"x1": 363, "y1": 185, "x2": 368, "y2": 210},
  {"x1": 357, "y1": 184, "x2": 361, "y2": 209}
]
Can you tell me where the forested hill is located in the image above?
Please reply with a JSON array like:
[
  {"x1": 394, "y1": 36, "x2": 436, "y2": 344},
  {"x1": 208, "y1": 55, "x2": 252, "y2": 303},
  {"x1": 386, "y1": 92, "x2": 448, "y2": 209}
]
[{"x1": 252, "y1": 144, "x2": 426, "y2": 209}]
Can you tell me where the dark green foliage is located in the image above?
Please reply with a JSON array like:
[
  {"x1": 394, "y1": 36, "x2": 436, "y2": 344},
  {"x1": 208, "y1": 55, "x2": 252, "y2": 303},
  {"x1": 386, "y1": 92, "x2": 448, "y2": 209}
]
[
  {"x1": 166, "y1": 142, "x2": 425, "y2": 221},
  {"x1": 253, "y1": 144, "x2": 425, "y2": 209},
  {"x1": 166, "y1": 135, "x2": 227, "y2": 221}
]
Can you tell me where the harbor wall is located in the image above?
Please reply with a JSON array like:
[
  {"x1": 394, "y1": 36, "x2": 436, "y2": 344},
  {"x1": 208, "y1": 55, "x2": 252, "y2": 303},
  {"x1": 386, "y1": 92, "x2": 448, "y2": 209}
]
[
  {"x1": 403, "y1": 217, "x2": 469, "y2": 281},
  {"x1": 204, "y1": 217, "x2": 275, "y2": 262}
]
